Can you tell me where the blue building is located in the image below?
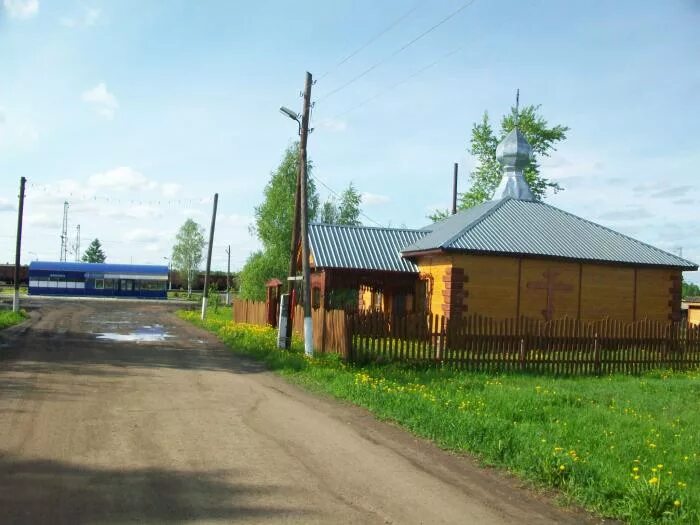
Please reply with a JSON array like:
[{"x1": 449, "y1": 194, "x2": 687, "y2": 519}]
[{"x1": 28, "y1": 261, "x2": 169, "y2": 299}]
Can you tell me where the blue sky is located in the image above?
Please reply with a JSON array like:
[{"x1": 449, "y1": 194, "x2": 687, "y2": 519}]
[{"x1": 1, "y1": 0, "x2": 698, "y2": 281}]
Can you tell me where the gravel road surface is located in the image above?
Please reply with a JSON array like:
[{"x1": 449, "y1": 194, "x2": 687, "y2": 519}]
[{"x1": 0, "y1": 300, "x2": 595, "y2": 524}]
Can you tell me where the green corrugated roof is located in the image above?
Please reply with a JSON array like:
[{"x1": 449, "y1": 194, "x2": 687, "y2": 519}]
[
  {"x1": 402, "y1": 198, "x2": 697, "y2": 270},
  {"x1": 309, "y1": 223, "x2": 425, "y2": 273}
]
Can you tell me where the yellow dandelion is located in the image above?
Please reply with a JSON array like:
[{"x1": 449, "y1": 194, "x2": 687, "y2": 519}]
[
  {"x1": 648, "y1": 477, "x2": 658, "y2": 485},
  {"x1": 674, "y1": 500, "x2": 681, "y2": 507},
  {"x1": 559, "y1": 465, "x2": 566, "y2": 471}
]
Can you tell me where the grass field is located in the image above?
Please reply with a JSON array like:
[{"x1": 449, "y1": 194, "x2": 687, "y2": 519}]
[
  {"x1": 180, "y1": 309, "x2": 700, "y2": 524},
  {"x1": 0, "y1": 309, "x2": 27, "y2": 330}
]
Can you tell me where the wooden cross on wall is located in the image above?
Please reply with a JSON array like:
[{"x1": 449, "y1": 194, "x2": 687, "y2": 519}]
[{"x1": 526, "y1": 269, "x2": 573, "y2": 321}]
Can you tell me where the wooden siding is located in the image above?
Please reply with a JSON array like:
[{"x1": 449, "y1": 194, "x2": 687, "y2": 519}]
[
  {"x1": 520, "y1": 259, "x2": 580, "y2": 320},
  {"x1": 579, "y1": 265, "x2": 635, "y2": 321},
  {"x1": 416, "y1": 253, "x2": 680, "y2": 322},
  {"x1": 689, "y1": 305, "x2": 700, "y2": 326},
  {"x1": 636, "y1": 268, "x2": 674, "y2": 321},
  {"x1": 416, "y1": 254, "x2": 453, "y2": 316},
  {"x1": 452, "y1": 254, "x2": 519, "y2": 319}
]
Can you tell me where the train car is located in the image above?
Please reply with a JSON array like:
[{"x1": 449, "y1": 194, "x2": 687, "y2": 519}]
[{"x1": 28, "y1": 261, "x2": 169, "y2": 299}]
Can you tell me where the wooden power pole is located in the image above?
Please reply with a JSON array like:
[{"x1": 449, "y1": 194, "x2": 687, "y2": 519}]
[
  {"x1": 225, "y1": 244, "x2": 231, "y2": 305},
  {"x1": 13, "y1": 177, "x2": 26, "y2": 313},
  {"x1": 201, "y1": 193, "x2": 219, "y2": 320},
  {"x1": 283, "y1": 138, "x2": 303, "y2": 349},
  {"x1": 299, "y1": 71, "x2": 314, "y2": 356},
  {"x1": 452, "y1": 163, "x2": 459, "y2": 215}
]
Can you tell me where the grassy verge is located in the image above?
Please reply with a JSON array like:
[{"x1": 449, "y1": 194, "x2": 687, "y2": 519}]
[
  {"x1": 0, "y1": 309, "x2": 27, "y2": 330},
  {"x1": 180, "y1": 309, "x2": 700, "y2": 524},
  {"x1": 0, "y1": 286, "x2": 27, "y2": 296}
]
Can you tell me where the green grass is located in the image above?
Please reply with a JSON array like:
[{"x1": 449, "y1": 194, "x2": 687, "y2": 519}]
[
  {"x1": 0, "y1": 309, "x2": 27, "y2": 329},
  {"x1": 179, "y1": 309, "x2": 700, "y2": 524},
  {"x1": 0, "y1": 286, "x2": 27, "y2": 296}
]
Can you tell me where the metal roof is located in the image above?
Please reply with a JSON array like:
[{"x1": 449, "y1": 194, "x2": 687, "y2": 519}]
[
  {"x1": 29, "y1": 261, "x2": 169, "y2": 275},
  {"x1": 308, "y1": 223, "x2": 425, "y2": 273},
  {"x1": 403, "y1": 198, "x2": 697, "y2": 270}
]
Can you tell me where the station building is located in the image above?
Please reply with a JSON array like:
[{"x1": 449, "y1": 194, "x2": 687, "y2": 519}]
[{"x1": 28, "y1": 261, "x2": 169, "y2": 299}]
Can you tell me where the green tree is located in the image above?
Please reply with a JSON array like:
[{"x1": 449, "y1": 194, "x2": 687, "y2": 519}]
[
  {"x1": 464, "y1": 105, "x2": 569, "y2": 207},
  {"x1": 319, "y1": 182, "x2": 362, "y2": 226},
  {"x1": 239, "y1": 143, "x2": 319, "y2": 300},
  {"x1": 172, "y1": 219, "x2": 206, "y2": 297},
  {"x1": 682, "y1": 278, "x2": 700, "y2": 298},
  {"x1": 429, "y1": 104, "x2": 569, "y2": 221},
  {"x1": 82, "y1": 238, "x2": 106, "y2": 263}
]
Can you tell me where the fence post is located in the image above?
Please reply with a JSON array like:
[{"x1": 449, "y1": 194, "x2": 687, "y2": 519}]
[
  {"x1": 594, "y1": 332, "x2": 601, "y2": 376},
  {"x1": 345, "y1": 313, "x2": 354, "y2": 363},
  {"x1": 320, "y1": 306, "x2": 327, "y2": 354},
  {"x1": 519, "y1": 337, "x2": 526, "y2": 372}
]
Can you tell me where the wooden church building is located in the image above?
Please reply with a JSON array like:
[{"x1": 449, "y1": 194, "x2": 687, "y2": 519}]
[{"x1": 306, "y1": 123, "x2": 696, "y2": 323}]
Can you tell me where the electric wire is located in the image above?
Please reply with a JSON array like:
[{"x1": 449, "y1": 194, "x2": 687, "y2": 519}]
[
  {"x1": 310, "y1": 173, "x2": 384, "y2": 227},
  {"x1": 316, "y1": 3, "x2": 421, "y2": 82},
  {"x1": 316, "y1": 0, "x2": 477, "y2": 103},
  {"x1": 329, "y1": 45, "x2": 463, "y2": 119}
]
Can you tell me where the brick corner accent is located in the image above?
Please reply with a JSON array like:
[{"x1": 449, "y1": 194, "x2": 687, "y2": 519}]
[{"x1": 442, "y1": 267, "x2": 467, "y2": 319}]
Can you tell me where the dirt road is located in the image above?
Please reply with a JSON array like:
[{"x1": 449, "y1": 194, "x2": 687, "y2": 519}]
[{"x1": 0, "y1": 300, "x2": 593, "y2": 524}]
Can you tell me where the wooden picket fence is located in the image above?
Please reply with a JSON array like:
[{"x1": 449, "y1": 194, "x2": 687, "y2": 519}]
[
  {"x1": 231, "y1": 299, "x2": 349, "y2": 357},
  {"x1": 232, "y1": 299, "x2": 267, "y2": 326},
  {"x1": 231, "y1": 300, "x2": 700, "y2": 374},
  {"x1": 347, "y1": 312, "x2": 700, "y2": 374}
]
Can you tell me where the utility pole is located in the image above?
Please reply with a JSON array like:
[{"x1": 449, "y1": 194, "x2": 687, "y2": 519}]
[
  {"x1": 201, "y1": 193, "x2": 219, "y2": 320},
  {"x1": 282, "y1": 126, "x2": 303, "y2": 349},
  {"x1": 13, "y1": 177, "x2": 26, "y2": 313},
  {"x1": 298, "y1": 71, "x2": 314, "y2": 356},
  {"x1": 74, "y1": 224, "x2": 81, "y2": 262},
  {"x1": 452, "y1": 163, "x2": 459, "y2": 215},
  {"x1": 60, "y1": 201, "x2": 69, "y2": 261},
  {"x1": 225, "y1": 245, "x2": 231, "y2": 305}
]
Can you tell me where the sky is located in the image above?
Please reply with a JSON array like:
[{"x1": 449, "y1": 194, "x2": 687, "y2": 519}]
[{"x1": 1, "y1": 0, "x2": 698, "y2": 281}]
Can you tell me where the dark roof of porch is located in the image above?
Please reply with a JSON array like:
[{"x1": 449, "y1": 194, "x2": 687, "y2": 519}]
[{"x1": 308, "y1": 223, "x2": 425, "y2": 273}]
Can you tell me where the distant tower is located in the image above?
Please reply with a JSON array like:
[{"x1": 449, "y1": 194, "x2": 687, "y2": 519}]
[
  {"x1": 74, "y1": 224, "x2": 81, "y2": 262},
  {"x1": 60, "y1": 201, "x2": 69, "y2": 262}
]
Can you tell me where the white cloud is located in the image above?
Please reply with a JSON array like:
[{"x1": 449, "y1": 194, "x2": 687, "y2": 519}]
[
  {"x1": 60, "y1": 6, "x2": 100, "y2": 27},
  {"x1": 0, "y1": 198, "x2": 15, "y2": 212},
  {"x1": 81, "y1": 82, "x2": 118, "y2": 119},
  {"x1": 361, "y1": 192, "x2": 390, "y2": 206},
  {"x1": 161, "y1": 182, "x2": 182, "y2": 197},
  {"x1": 26, "y1": 212, "x2": 60, "y2": 229},
  {"x1": 3, "y1": 0, "x2": 38, "y2": 19},
  {"x1": 88, "y1": 167, "x2": 152, "y2": 191},
  {"x1": 123, "y1": 228, "x2": 161, "y2": 243}
]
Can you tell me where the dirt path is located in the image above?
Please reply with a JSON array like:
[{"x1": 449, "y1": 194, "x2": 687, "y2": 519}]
[{"x1": 0, "y1": 300, "x2": 595, "y2": 524}]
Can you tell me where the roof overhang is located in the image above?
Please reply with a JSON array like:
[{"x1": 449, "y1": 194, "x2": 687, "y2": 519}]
[{"x1": 401, "y1": 247, "x2": 698, "y2": 271}]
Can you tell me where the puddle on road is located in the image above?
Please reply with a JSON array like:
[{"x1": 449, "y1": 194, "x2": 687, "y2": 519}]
[{"x1": 96, "y1": 324, "x2": 174, "y2": 342}]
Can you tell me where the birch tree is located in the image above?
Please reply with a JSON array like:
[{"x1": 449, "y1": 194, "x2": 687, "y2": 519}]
[{"x1": 172, "y1": 219, "x2": 205, "y2": 297}]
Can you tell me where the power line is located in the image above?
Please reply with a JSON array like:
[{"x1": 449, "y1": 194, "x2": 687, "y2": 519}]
[
  {"x1": 310, "y1": 173, "x2": 384, "y2": 227},
  {"x1": 329, "y1": 46, "x2": 463, "y2": 119},
  {"x1": 317, "y1": 3, "x2": 421, "y2": 82},
  {"x1": 317, "y1": 0, "x2": 477, "y2": 103}
]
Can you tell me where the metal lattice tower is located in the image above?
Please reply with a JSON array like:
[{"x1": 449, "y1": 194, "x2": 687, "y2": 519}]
[
  {"x1": 74, "y1": 224, "x2": 81, "y2": 262},
  {"x1": 60, "y1": 201, "x2": 69, "y2": 262}
]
